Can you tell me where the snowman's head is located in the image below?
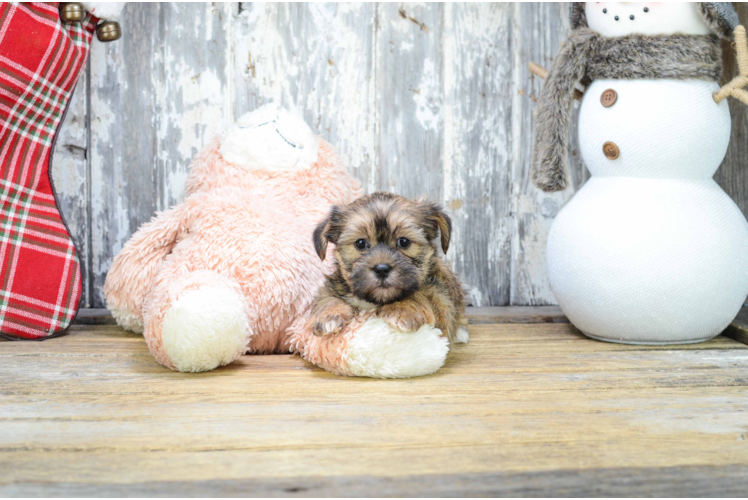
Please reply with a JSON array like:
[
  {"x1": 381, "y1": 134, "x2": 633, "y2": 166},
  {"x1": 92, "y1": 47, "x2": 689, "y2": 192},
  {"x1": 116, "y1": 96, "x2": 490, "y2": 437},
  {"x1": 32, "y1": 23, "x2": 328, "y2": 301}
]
[
  {"x1": 571, "y1": 2, "x2": 739, "y2": 39},
  {"x1": 585, "y1": 3, "x2": 709, "y2": 37}
]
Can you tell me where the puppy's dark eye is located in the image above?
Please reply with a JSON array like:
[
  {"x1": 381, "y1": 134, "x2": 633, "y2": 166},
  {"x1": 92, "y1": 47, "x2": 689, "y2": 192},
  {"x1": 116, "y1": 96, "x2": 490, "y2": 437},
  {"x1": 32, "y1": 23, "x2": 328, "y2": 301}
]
[
  {"x1": 602, "y1": 8, "x2": 607, "y2": 13},
  {"x1": 355, "y1": 239, "x2": 367, "y2": 250},
  {"x1": 397, "y1": 238, "x2": 411, "y2": 249}
]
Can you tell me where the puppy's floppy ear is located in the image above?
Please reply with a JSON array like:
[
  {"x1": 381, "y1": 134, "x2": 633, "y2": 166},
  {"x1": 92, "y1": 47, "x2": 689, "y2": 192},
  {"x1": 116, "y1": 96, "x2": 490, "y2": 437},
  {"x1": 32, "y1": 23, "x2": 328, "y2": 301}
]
[
  {"x1": 313, "y1": 206, "x2": 342, "y2": 260},
  {"x1": 420, "y1": 200, "x2": 452, "y2": 254}
]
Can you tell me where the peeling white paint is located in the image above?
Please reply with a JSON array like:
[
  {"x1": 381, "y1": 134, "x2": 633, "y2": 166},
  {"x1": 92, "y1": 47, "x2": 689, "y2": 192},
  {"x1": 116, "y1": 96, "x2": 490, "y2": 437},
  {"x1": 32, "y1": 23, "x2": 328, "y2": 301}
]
[
  {"x1": 89, "y1": 38, "x2": 132, "y2": 291},
  {"x1": 413, "y1": 59, "x2": 440, "y2": 132}
]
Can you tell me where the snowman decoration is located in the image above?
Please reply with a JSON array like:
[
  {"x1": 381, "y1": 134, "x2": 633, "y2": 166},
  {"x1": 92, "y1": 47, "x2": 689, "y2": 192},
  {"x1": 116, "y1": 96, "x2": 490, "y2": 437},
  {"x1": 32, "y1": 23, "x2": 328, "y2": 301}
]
[{"x1": 531, "y1": 3, "x2": 748, "y2": 344}]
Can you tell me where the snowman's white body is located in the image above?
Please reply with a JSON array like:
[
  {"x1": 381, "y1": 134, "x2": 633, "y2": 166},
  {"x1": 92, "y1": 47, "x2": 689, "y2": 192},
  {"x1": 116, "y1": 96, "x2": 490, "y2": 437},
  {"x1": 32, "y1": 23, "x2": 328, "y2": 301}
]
[{"x1": 546, "y1": 3, "x2": 748, "y2": 344}]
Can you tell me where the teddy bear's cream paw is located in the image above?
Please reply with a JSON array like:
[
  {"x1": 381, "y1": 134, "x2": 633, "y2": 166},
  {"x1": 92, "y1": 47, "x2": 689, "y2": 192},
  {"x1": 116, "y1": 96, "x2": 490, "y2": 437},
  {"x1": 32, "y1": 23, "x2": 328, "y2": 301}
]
[
  {"x1": 161, "y1": 286, "x2": 251, "y2": 372},
  {"x1": 109, "y1": 307, "x2": 144, "y2": 334},
  {"x1": 344, "y1": 318, "x2": 449, "y2": 379}
]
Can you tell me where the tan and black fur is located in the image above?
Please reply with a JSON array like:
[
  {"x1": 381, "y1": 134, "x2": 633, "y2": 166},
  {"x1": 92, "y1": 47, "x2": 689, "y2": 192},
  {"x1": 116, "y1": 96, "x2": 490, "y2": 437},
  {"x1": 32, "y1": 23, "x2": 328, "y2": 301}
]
[{"x1": 310, "y1": 192, "x2": 465, "y2": 341}]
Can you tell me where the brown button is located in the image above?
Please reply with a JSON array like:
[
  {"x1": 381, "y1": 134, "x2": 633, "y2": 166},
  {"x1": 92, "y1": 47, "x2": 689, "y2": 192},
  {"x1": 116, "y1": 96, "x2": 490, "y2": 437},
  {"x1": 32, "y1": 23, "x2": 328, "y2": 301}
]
[
  {"x1": 601, "y1": 89, "x2": 617, "y2": 107},
  {"x1": 603, "y1": 141, "x2": 619, "y2": 160}
]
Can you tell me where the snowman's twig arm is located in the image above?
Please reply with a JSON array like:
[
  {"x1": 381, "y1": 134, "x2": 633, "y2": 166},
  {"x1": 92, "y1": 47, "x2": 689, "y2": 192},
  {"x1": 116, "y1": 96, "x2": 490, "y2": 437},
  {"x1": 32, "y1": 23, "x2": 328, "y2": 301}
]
[
  {"x1": 529, "y1": 62, "x2": 585, "y2": 101},
  {"x1": 737, "y1": 26, "x2": 748, "y2": 76},
  {"x1": 528, "y1": 62, "x2": 548, "y2": 80},
  {"x1": 714, "y1": 25, "x2": 748, "y2": 105},
  {"x1": 730, "y1": 88, "x2": 748, "y2": 105}
]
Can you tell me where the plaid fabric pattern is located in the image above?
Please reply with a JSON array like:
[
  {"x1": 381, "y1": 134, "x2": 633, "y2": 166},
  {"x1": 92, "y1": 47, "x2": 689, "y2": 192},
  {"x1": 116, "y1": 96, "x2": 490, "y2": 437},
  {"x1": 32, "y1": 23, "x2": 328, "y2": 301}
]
[{"x1": 0, "y1": 3, "x2": 95, "y2": 339}]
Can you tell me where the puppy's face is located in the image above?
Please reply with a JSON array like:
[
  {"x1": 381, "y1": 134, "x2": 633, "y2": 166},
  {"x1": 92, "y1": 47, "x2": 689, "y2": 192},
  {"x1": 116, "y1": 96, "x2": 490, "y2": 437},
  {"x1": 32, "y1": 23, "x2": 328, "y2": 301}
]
[{"x1": 314, "y1": 193, "x2": 451, "y2": 305}]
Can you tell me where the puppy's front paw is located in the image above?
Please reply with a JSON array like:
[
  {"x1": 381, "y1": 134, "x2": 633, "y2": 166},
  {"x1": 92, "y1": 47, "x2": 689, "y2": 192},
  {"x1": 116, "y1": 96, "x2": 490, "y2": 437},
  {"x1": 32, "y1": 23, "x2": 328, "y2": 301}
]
[
  {"x1": 309, "y1": 299, "x2": 356, "y2": 337},
  {"x1": 376, "y1": 303, "x2": 434, "y2": 332},
  {"x1": 311, "y1": 314, "x2": 347, "y2": 336}
]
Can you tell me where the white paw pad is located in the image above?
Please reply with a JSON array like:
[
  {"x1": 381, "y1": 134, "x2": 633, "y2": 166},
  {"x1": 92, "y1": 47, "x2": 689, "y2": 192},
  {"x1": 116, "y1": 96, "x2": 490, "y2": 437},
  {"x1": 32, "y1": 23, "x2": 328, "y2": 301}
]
[{"x1": 454, "y1": 326, "x2": 470, "y2": 344}]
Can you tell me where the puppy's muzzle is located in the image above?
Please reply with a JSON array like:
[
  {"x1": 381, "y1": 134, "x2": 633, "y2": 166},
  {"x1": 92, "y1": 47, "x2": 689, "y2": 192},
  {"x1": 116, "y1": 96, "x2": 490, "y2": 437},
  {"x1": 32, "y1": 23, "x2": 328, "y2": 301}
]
[
  {"x1": 373, "y1": 263, "x2": 392, "y2": 279},
  {"x1": 367, "y1": 245, "x2": 398, "y2": 282}
]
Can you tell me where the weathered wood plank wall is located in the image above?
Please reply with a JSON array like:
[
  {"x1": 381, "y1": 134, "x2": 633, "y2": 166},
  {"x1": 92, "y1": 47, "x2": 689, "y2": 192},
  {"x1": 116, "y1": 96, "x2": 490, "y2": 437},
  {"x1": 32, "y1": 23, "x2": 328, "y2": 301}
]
[{"x1": 51, "y1": 2, "x2": 748, "y2": 308}]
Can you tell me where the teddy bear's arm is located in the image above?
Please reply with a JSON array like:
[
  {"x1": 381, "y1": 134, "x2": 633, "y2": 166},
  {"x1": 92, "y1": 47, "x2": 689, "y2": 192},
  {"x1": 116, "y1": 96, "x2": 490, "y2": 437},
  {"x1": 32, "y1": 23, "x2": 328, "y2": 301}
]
[{"x1": 103, "y1": 196, "x2": 201, "y2": 333}]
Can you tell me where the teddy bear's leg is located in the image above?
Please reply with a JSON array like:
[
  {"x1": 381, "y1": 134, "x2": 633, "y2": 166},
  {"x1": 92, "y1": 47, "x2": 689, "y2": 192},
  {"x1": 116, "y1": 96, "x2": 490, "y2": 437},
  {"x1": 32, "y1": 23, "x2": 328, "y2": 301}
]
[
  {"x1": 104, "y1": 196, "x2": 202, "y2": 334},
  {"x1": 289, "y1": 314, "x2": 451, "y2": 379},
  {"x1": 143, "y1": 269, "x2": 253, "y2": 372}
]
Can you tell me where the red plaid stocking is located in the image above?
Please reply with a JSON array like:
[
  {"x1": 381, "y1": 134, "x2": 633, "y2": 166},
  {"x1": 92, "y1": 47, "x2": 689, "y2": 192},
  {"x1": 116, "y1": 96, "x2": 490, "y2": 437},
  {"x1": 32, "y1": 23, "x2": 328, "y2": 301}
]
[{"x1": 0, "y1": 3, "x2": 95, "y2": 339}]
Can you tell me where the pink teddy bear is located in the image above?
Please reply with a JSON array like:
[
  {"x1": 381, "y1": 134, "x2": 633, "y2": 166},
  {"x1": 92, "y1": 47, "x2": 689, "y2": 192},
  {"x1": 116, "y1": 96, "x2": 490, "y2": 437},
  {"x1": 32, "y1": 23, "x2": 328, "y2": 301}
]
[{"x1": 103, "y1": 105, "x2": 453, "y2": 377}]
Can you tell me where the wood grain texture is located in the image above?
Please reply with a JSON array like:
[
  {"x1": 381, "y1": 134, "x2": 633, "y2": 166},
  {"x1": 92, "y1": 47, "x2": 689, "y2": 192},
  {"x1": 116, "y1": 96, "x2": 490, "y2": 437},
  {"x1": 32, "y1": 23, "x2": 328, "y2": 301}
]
[
  {"x1": 4, "y1": 466, "x2": 748, "y2": 497},
  {"x1": 443, "y1": 3, "x2": 513, "y2": 307},
  {"x1": 63, "y1": 305, "x2": 571, "y2": 326},
  {"x1": 510, "y1": 2, "x2": 588, "y2": 306},
  {"x1": 715, "y1": 2, "x2": 748, "y2": 217},
  {"x1": 377, "y1": 4, "x2": 443, "y2": 200},
  {"x1": 466, "y1": 305, "x2": 568, "y2": 324},
  {"x1": 88, "y1": 4, "x2": 161, "y2": 308},
  {"x1": 50, "y1": 2, "x2": 748, "y2": 307},
  {"x1": 725, "y1": 304, "x2": 748, "y2": 345},
  {"x1": 59, "y1": 305, "x2": 748, "y2": 340},
  {"x1": 1, "y1": 322, "x2": 747, "y2": 496}
]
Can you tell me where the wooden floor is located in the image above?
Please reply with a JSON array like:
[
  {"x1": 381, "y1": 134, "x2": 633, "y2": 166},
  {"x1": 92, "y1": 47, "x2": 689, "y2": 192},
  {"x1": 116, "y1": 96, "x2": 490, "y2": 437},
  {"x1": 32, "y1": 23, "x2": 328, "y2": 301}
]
[{"x1": 2, "y1": 310, "x2": 748, "y2": 497}]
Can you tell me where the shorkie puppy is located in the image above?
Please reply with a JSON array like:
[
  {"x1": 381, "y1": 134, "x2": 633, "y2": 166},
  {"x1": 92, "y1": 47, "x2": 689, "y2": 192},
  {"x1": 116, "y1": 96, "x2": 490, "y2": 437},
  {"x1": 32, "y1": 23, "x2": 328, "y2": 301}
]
[{"x1": 310, "y1": 192, "x2": 465, "y2": 341}]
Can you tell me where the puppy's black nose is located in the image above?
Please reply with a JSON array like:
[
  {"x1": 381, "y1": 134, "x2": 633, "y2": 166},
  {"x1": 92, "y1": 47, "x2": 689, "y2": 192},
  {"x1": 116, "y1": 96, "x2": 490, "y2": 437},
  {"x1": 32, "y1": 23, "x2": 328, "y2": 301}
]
[{"x1": 373, "y1": 263, "x2": 392, "y2": 278}]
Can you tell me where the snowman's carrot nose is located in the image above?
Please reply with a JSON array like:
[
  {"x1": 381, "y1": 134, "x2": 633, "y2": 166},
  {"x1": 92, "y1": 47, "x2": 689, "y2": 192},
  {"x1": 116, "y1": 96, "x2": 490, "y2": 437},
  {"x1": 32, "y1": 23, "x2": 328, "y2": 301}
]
[{"x1": 714, "y1": 25, "x2": 748, "y2": 105}]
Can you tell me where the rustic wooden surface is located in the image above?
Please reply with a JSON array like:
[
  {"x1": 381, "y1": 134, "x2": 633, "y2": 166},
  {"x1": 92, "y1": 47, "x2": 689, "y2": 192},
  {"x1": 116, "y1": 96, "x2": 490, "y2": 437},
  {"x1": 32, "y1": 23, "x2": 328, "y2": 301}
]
[
  {"x1": 725, "y1": 305, "x2": 748, "y2": 345},
  {"x1": 66, "y1": 305, "x2": 748, "y2": 334},
  {"x1": 70, "y1": 305, "x2": 571, "y2": 326},
  {"x1": 50, "y1": 2, "x2": 748, "y2": 308},
  {"x1": 48, "y1": 302, "x2": 748, "y2": 335},
  {"x1": 1, "y1": 321, "x2": 747, "y2": 496}
]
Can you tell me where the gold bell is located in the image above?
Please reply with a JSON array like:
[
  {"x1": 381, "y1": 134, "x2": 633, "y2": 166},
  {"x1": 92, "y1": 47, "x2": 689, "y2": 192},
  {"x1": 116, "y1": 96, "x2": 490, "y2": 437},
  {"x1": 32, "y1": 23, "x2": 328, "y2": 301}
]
[
  {"x1": 59, "y1": 3, "x2": 86, "y2": 23},
  {"x1": 96, "y1": 21, "x2": 122, "y2": 42}
]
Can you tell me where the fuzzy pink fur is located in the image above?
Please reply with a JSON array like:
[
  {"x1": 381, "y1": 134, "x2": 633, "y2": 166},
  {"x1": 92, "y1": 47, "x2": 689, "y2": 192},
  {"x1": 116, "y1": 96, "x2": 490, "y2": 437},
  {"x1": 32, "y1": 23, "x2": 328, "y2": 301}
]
[
  {"x1": 288, "y1": 313, "x2": 377, "y2": 376},
  {"x1": 104, "y1": 137, "x2": 364, "y2": 371}
]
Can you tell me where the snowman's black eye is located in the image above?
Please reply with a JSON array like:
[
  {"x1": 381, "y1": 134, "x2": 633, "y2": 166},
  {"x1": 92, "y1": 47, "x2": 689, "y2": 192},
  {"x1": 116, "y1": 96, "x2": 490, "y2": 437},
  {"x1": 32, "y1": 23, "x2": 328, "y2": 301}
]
[
  {"x1": 602, "y1": 8, "x2": 607, "y2": 13},
  {"x1": 614, "y1": 15, "x2": 619, "y2": 21},
  {"x1": 644, "y1": 7, "x2": 649, "y2": 13},
  {"x1": 630, "y1": 15, "x2": 635, "y2": 20}
]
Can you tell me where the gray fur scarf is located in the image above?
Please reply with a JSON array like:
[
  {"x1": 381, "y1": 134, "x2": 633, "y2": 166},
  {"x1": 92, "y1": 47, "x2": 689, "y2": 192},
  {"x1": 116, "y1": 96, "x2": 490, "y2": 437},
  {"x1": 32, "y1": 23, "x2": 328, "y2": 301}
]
[{"x1": 531, "y1": 29, "x2": 722, "y2": 192}]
